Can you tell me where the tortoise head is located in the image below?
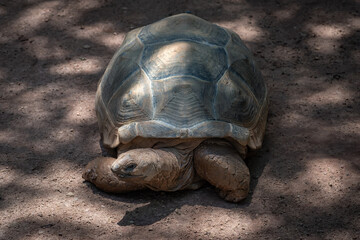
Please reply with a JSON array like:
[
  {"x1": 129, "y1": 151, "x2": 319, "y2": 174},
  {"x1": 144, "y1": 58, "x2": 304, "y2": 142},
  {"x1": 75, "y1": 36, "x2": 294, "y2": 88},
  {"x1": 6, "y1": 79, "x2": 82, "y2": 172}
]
[
  {"x1": 111, "y1": 149, "x2": 159, "y2": 183},
  {"x1": 111, "y1": 148, "x2": 184, "y2": 191}
]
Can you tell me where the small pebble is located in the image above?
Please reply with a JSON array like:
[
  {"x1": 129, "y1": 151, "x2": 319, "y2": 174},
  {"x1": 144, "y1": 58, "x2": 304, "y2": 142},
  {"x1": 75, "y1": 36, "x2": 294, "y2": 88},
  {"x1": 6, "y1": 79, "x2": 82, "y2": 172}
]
[
  {"x1": 83, "y1": 44, "x2": 91, "y2": 49},
  {"x1": 66, "y1": 192, "x2": 74, "y2": 197}
]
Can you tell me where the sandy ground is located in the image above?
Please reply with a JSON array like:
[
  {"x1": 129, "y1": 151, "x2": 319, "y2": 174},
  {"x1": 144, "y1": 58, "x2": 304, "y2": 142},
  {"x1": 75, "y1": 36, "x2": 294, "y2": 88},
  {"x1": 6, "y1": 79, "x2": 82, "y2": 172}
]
[{"x1": 0, "y1": 0, "x2": 359, "y2": 239}]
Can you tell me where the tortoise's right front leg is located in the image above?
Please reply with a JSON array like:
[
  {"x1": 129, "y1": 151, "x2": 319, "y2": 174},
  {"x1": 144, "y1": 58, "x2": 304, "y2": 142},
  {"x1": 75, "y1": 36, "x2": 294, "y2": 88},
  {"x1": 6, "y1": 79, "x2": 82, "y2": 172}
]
[
  {"x1": 83, "y1": 157, "x2": 144, "y2": 193},
  {"x1": 194, "y1": 140, "x2": 250, "y2": 202}
]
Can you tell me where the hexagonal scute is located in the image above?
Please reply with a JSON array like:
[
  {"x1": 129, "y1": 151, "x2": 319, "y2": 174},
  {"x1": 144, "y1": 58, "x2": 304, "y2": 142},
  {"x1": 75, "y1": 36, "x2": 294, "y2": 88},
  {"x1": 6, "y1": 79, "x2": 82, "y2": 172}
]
[
  {"x1": 152, "y1": 76, "x2": 214, "y2": 128},
  {"x1": 107, "y1": 69, "x2": 153, "y2": 126},
  {"x1": 98, "y1": 36, "x2": 144, "y2": 105},
  {"x1": 225, "y1": 29, "x2": 252, "y2": 64},
  {"x1": 141, "y1": 41, "x2": 227, "y2": 81},
  {"x1": 138, "y1": 13, "x2": 229, "y2": 46},
  {"x1": 228, "y1": 58, "x2": 266, "y2": 104},
  {"x1": 215, "y1": 70, "x2": 260, "y2": 128}
]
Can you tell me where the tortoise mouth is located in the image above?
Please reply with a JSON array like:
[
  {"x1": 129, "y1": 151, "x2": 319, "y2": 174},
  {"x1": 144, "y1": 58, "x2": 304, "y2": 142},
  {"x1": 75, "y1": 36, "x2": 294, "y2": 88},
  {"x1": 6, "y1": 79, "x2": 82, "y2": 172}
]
[{"x1": 116, "y1": 172, "x2": 143, "y2": 178}]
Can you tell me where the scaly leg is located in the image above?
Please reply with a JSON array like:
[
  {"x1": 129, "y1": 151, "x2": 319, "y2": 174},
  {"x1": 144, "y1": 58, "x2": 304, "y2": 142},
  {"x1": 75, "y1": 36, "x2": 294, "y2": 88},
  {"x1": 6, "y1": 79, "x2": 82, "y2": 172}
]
[{"x1": 194, "y1": 140, "x2": 250, "y2": 202}]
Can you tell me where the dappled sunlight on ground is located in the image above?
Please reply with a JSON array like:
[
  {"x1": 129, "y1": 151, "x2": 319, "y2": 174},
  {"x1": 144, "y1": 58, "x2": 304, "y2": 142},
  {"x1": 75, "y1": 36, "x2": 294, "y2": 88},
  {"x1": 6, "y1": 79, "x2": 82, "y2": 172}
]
[
  {"x1": 283, "y1": 157, "x2": 359, "y2": 208},
  {"x1": 219, "y1": 18, "x2": 265, "y2": 42},
  {"x1": 50, "y1": 58, "x2": 104, "y2": 75},
  {"x1": 0, "y1": 129, "x2": 19, "y2": 145},
  {"x1": 302, "y1": 85, "x2": 352, "y2": 105},
  {"x1": 27, "y1": 35, "x2": 69, "y2": 60},
  {"x1": 68, "y1": 22, "x2": 126, "y2": 50},
  {"x1": 306, "y1": 23, "x2": 354, "y2": 54},
  {"x1": 6, "y1": 1, "x2": 60, "y2": 36},
  {"x1": 273, "y1": 4, "x2": 300, "y2": 21}
]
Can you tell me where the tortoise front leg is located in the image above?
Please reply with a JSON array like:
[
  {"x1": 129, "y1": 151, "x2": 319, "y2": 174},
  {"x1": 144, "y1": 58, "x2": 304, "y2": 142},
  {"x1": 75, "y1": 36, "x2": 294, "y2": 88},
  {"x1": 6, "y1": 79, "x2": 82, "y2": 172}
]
[
  {"x1": 194, "y1": 140, "x2": 250, "y2": 202},
  {"x1": 83, "y1": 157, "x2": 144, "y2": 193}
]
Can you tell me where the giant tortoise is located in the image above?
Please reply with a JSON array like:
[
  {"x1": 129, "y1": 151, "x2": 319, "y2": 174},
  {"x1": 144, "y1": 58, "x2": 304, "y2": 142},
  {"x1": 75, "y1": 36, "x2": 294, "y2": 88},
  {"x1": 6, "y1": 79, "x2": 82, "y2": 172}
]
[{"x1": 83, "y1": 13, "x2": 268, "y2": 202}]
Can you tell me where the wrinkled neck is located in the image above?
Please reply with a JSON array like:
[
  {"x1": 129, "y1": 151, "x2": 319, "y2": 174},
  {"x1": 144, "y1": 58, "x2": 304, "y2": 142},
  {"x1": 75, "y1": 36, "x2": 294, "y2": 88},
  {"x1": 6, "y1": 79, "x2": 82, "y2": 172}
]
[{"x1": 145, "y1": 147, "x2": 195, "y2": 191}]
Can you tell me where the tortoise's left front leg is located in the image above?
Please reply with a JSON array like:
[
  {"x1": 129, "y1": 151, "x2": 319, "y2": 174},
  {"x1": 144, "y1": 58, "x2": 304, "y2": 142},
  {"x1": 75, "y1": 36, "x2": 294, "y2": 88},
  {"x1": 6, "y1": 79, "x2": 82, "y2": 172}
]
[
  {"x1": 194, "y1": 140, "x2": 250, "y2": 202},
  {"x1": 83, "y1": 157, "x2": 144, "y2": 193}
]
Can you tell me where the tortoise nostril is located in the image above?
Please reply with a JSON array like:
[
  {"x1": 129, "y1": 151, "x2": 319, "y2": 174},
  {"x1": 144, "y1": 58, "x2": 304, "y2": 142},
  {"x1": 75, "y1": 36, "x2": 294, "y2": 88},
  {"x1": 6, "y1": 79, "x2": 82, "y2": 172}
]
[{"x1": 124, "y1": 164, "x2": 137, "y2": 173}]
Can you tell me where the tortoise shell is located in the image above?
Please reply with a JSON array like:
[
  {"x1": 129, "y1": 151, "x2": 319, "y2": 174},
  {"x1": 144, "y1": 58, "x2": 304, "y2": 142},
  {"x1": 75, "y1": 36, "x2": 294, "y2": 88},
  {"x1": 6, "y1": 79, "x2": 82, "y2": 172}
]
[{"x1": 96, "y1": 13, "x2": 268, "y2": 150}]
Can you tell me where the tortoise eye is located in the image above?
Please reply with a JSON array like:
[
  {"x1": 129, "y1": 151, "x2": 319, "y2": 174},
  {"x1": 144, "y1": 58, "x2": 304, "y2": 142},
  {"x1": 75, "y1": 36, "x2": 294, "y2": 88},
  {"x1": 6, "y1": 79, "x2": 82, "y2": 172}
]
[{"x1": 124, "y1": 164, "x2": 137, "y2": 172}]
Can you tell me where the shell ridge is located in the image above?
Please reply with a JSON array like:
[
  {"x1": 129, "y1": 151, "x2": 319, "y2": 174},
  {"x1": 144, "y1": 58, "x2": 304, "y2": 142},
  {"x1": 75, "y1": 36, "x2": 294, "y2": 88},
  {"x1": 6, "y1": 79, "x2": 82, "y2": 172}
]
[
  {"x1": 114, "y1": 99, "x2": 150, "y2": 122},
  {"x1": 106, "y1": 68, "x2": 140, "y2": 105},
  {"x1": 137, "y1": 37, "x2": 155, "y2": 119},
  {"x1": 140, "y1": 68, "x2": 156, "y2": 119},
  {"x1": 138, "y1": 13, "x2": 229, "y2": 47},
  {"x1": 223, "y1": 28, "x2": 232, "y2": 48},
  {"x1": 215, "y1": 70, "x2": 260, "y2": 127},
  {"x1": 141, "y1": 41, "x2": 227, "y2": 81},
  {"x1": 212, "y1": 82, "x2": 219, "y2": 120},
  {"x1": 249, "y1": 88, "x2": 268, "y2": 130},
  {"x1": 152, "y1": 75, "x2": 213, "y2": 83},
  {"x1": 236, "y1": 74, "x2": 260, "y2": 108},
  {"x1": 97, "y1": 92, "x2": 116, "y2": 129},
  {"x1": 117, "y1": 120, "x2": 250, "y2": 146},
  {"x1": 229, "y1": 60, "x2": 262, "y2": 107},
  {"x1": 142, "y1": 38, "x2": 224, "y2": 48},
  {"x1": 136, "y1": 36, "x2": 145, "y2": 65},
  {"x1": 155, "y1": 94, "x2": 176, "y2": 115},
  {"x1": 155, "y1": 88, "x2": 213, "y2": 127}
]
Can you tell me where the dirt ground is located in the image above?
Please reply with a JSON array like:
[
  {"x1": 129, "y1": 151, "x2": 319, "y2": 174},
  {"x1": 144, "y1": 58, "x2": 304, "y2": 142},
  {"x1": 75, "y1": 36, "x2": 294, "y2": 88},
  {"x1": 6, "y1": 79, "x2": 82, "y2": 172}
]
[{"x1": 0, "y1": 0, "x2": 359, "y2": 239}]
